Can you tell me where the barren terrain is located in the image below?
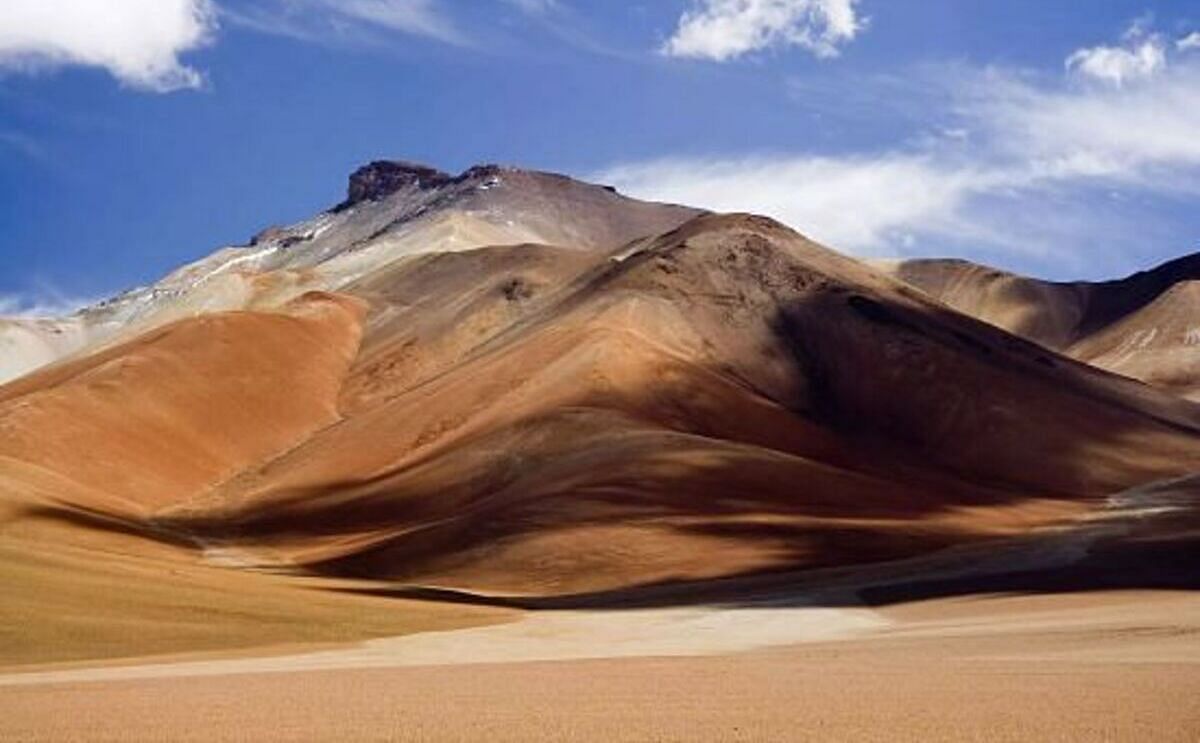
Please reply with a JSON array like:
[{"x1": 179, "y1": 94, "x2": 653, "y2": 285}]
[{"x1": 1, "y1": 162, "x2": 1197, "y2": 740}]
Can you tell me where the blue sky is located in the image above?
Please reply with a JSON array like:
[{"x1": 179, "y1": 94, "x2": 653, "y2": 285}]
[{"x1": 2, "y1": 0, "x2": 1200, "y2": 312}]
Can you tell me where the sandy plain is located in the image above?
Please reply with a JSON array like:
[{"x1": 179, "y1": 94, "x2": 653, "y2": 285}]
[{"x1": 1, "y1": 590, "x2": 1197, "y2": 742}]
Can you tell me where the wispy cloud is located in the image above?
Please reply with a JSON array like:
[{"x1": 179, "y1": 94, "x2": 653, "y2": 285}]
[
  {"x1": 327, "y1": 0, "x2": 463, "y2": 44},
  {"x1": 0, "y1": 286, "x2": 94, "y2": 318},
  {"x1": 505, "y1": 0, "x2": 559, "y2": 16},
  {"x1": 222, "y1": 0, "x2": 466, "y2": 47},
  {"x1": 0, "y1": 128, "x2": 46, "y2": 161},
  {"x1": 1066, "y1": 18, "x2": 1166, "y2": 87},
  {"x1": 0, "y1": 0, "x2": 216, "y2": 92},
  {"x1": 662, "y1": 0, "x2": 863, "y2": 62},
  {"x1": 595, "y1": 58, "x2": 1200, "y2": 273}
]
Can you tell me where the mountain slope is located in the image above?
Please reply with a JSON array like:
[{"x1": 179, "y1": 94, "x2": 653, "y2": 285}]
[
  {"x1": 2, "y1": 161, "x2": 1199, "y2": 621},
  {"x1": 146, "y1": 214, "x2": 1200, "y2": 595},
  {"x1": 0, "y1": 162, "x2": 700, "y2": 386},
  {"x1": 0, "y1": 292, "x2": 365, "y2": 515},
  {"x1": 877, "y1": 253, "x2": 1200, "y2": 400}
]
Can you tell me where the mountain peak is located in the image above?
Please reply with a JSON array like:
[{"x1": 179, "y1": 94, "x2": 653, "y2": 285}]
[
  {"x1": 338, "y1": 160, "x2": 620, "y2": 212},
  {"x1": 341, "y1": 160, "x2": 455, "y2": 208}
]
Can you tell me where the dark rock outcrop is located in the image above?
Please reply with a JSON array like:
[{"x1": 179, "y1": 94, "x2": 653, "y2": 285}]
[{"x1": 339, "y1": 161, "x2": 454, "y2": 209}]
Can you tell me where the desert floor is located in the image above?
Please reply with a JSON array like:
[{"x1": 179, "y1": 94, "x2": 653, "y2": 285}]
[{"x1": 2, "y1": 589, "x2": 1197, "y2": 742}]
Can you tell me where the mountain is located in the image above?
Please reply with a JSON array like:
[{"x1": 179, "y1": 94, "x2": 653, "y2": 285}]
[
  {"x1": 0, "y1": 162, "x2": 700, "y2": 385},
  {"x1": 2, "y1": 161, "x2": 1199, "y2": 663},
  {"x1": 876, "y1": 254, "x2": 1200, "y2": 400}
]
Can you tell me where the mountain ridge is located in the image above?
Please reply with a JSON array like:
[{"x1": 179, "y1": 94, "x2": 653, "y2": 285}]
[
  {"x1": 0, "y1": 161, "x2": 700, "y2": 385},
  {"x1": 877, "y1": 250, "x2": 1200, "y2": 399}
]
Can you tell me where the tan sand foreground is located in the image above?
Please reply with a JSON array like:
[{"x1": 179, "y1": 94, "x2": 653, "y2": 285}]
[
  {"x1": 2, "y1": 590, "x2": 1198, "y2": 741},
  {"x1": 0, "y1": 604, "x2": 886, "y2": 686}
]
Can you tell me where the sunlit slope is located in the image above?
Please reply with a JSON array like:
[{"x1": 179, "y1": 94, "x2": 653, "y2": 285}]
[
  {"x1": 0, "y1": 292, "x2": 365, "y2": 514},
  {"x1": 0, "y1": 292, "x2": 507, "y2": 666},
  {"x1": 879, "y1": 253, "x2": 1200, "y2": 400}
]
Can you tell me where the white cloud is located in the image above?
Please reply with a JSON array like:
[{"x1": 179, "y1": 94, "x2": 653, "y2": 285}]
[
  {"x1": 971, "y1": 66, "x2": 1200, "y2": 178},
  {"x1": 599, "y1": 154, "x2": 978, "y2": 251},
  {"x1": 1066, "y1": 21, "x2": 1166, "y2": 87},
  {"x1": 662, "y1": 0, "x2": 862, "y2": 61},
  {"x1": 0, "y1": 0, "x2": 216, "y2": 92},
  {"x1": 1179, "y1": 32, "x2": 1200, "y2": 52},
  {"x1": 594, "y1": 62, "x2": 1200, "y2": 267}
]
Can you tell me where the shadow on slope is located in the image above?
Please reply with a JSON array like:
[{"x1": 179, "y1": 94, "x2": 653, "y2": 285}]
[
  {"x1": 331, "y1": 502, "x2": 1200, "y2": 611},
  {"x1": 8, "y1": 214, "x2": 1200, "y2": 609},
  {"x1": 138, "y1": 215, "x2": 1200, "y2": 599}
]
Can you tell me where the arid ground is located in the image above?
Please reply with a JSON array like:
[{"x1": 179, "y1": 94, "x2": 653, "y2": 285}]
[{"x1": 3, "y1": 590, "x2": 1198, "y2": 742}]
